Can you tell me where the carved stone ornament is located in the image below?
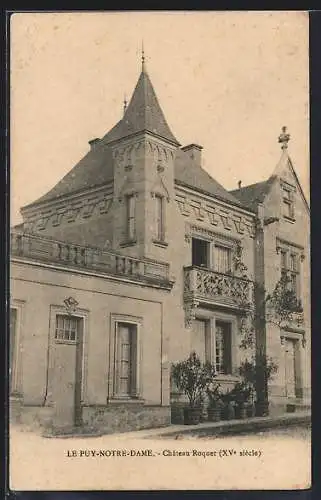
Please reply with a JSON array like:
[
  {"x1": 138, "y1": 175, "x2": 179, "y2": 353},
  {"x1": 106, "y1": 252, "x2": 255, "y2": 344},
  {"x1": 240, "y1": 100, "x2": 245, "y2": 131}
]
[
  {"x1": 301, "y1": 335, "x2": 306, "y2": 348},
  {"x1": 280, "y1": 335, "x2": 285, "y2": 346},
  {"x1": 184, "y1": 300, "x2": 199, "y2": 328},
  {"x1": 63, "y1": 297, "x2": 79, "y2": 315}
]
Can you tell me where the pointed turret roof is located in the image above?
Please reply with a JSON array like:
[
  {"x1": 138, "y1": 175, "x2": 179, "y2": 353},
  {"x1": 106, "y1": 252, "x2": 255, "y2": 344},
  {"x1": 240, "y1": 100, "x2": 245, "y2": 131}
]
[
  {"x1": 101, "y1": 67, "x2": 180, "y2": 146},
  {"x1": 21, "y1": 62, "x2": 249, "y2": 212}
]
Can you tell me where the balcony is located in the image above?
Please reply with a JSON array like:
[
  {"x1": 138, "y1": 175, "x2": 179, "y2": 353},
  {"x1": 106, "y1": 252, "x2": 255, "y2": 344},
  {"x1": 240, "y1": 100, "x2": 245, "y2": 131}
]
[
  {"x1": 183, "y1": 266, "x2": 253, "y2": 311},
  {"x1": 11, "y1": 231, "x2": 172, "y2": 288}
]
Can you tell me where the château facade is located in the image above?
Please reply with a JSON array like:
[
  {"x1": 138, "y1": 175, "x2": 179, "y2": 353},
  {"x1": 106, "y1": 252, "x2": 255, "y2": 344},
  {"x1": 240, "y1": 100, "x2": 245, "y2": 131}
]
[{"x1": 10, "y1": 56, "x2": 310, "y2": 432}]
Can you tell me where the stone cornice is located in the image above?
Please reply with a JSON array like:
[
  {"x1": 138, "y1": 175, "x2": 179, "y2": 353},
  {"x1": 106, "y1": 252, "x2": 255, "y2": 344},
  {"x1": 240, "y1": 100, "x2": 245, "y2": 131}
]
[{"x1": 11, "y1": 257, "x2": 175, "y2": 291}]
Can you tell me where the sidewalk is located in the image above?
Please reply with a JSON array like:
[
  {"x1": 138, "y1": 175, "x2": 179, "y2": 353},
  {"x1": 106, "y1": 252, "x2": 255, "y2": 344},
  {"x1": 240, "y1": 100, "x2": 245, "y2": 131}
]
[{"x1": 41, "y1": 410, "x2": 311, "y2": 439}]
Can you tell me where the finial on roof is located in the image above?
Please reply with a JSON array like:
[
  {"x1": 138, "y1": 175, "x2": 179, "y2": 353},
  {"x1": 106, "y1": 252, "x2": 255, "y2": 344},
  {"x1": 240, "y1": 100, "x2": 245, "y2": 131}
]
[
  {"x1": 278, "y1": 126, "x2": 290, "y2": 150},
  {"x1": 238, "y1": 180, "x2": 242, "y2": 189},
  {"x1": 141, "y1": 40, "x2": 145, "y2": 72},
  {"x1": 123, "y1": 93, "x2": 127, "y2": 115}
]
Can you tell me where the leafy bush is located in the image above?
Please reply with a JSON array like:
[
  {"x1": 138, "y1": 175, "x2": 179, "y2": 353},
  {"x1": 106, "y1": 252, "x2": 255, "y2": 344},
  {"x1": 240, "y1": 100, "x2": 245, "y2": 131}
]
[{"x1": 171, "y1": 351, "x2": 217, "y2": 408}]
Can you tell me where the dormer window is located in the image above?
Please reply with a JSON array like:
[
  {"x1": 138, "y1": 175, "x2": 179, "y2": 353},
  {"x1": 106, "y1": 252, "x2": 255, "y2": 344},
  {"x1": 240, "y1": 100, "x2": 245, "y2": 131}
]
[{"x1": 282, "y1": 186, "x2": 295, "y2": 220}]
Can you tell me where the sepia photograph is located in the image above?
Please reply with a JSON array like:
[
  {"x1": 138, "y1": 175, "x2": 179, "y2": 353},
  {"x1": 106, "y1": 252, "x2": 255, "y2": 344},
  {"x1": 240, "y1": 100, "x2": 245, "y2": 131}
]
[{"x1": 9, "y1": 11, "x2": 310, "y2": 490}]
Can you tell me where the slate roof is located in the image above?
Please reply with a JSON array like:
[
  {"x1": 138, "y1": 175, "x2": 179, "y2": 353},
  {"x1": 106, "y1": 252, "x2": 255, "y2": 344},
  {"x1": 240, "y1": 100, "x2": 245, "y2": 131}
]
[
  {"x1": 230, "y1": 176, "x2": 276, "y2": 211},
  {"x1": 101, "y1": 69, "x2": 180, "y2": 147},
  {"x1": 175, "y1": 149, "x2": 247, "y2": 209},
  {"x1": 23, "y1": 67, "x2": 249, "y2": 212}
]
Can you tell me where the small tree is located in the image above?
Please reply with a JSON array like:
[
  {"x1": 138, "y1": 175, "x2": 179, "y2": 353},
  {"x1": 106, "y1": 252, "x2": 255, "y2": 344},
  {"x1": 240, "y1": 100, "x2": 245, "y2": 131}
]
[
  {"x1": 239, "y1": 351, "x2": 278, "y2": 405},
  {"x1": 171, "y1": 351, "x2": 217, "y2": 408}
]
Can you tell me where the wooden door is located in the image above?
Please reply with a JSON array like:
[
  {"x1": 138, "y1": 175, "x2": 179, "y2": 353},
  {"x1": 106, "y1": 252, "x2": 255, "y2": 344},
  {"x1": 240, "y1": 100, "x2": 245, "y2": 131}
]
[
  {"x1": 52, "y1": 315, "x2": 83, "y2": 427},
  {"x1": 285, "y1": 338, "x2": 296, "y2": 398}
]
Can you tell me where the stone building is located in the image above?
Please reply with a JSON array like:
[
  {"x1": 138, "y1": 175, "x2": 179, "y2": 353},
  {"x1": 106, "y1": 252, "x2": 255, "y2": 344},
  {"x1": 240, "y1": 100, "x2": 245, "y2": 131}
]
[{"x1": 10, "y1": 56, "x2": 310, "y2": 432}]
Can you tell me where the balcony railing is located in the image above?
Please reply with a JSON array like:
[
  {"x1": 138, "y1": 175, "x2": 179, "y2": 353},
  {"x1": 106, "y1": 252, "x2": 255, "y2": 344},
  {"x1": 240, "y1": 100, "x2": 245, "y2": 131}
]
[
  {"x1": 11, "y1": 231, "x2": 171, "y2": 285},
  {"x1": 184, "y1": 265, "x2": 253, "y2": 309}
]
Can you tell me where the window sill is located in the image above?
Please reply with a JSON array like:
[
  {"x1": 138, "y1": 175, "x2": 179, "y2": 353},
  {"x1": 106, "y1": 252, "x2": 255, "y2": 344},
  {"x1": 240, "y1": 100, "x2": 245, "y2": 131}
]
[
  {"x1": 216, "y1": 374, "x2": 240, "y2": 383},
  {"x1": 108, "y1": 396, "x2": 145, "y2": 405},
  {"x1": 120, "y1": 239, "x2": 137, "y2": 248},
  {"x1": 152, "y1": 239, "x2": 168, "y2": 248},
  {"x1": 283, "y1": 216, "x2": 296, "y2": 224}
]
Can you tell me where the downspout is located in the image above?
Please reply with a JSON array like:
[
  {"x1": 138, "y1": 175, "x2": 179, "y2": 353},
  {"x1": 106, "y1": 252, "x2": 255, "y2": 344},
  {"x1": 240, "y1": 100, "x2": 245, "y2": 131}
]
[{"x1": 254, "y1": 203, "x2": 268, "y2": 412}]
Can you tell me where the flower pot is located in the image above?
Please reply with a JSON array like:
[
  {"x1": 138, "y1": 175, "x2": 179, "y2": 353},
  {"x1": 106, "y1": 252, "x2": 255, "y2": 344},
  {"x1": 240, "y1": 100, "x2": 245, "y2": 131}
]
[
  {"x1": 235, "y1": 403, "x2": 247, "y2": 420},
  {"x1": 255, "y1": 400, "x2": 269, "y2": 417},
  {"x1": 286, "y1": 403, "x2": 296, "y2": 413},
  {"x1": 207, "y1": 406, "x2": 221, "y2": 422},
  {"x1": 222, "y1": 402, "x2": 235, "y2": 420},
  {"x1": 171, "y1": 406, "x2": 185, "y2": 425},
  {"x1": 184, "y1": 407, "x2": 201, "y2": 425},
  {"x1": 199, "y1": 406, "x2": 207, "y2": 422},
  {"x1": 246, "y1": 403, "x2": 256, "y2": 418}
]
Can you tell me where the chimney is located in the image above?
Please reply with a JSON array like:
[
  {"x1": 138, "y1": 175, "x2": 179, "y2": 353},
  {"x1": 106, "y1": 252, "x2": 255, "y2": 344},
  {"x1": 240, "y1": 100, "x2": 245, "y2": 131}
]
[
  {"x1": 181, "y1": 144, "x2": 203, "y2": 166},
  {"x1": 238, "y1": 180, "x2": 242, "y2": 189},
  {"x1": 89, "y1": 138, "x2": 101, "y2": 150}
]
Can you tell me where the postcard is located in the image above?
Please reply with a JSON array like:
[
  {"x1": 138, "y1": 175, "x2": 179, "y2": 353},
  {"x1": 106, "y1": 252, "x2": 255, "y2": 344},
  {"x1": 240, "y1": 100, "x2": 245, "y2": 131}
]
[{"x1": 9, "y1": 10, "x2": 310, "y2": 491}]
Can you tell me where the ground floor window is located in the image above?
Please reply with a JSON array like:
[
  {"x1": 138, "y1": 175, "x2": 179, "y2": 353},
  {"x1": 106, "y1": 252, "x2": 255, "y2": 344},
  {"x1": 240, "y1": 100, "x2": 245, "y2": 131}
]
[
  {"x1": 191, "y1": 317, "x2": 232, "y2": 374},
  {"x1": 114, "y1": 322, "x2": 138, "y2": 398},
  {"x1": 215, "y1": 321, "x2": 232, "y2": 374}
]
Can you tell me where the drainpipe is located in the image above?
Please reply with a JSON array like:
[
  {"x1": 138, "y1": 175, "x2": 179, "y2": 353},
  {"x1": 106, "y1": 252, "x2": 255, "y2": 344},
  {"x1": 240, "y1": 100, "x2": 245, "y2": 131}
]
[
  {"x1": 254, "y1": 203, "x2": 268, "y2": 414},
  {"x1": 254, "y1": 205, "x2": 280, "y2": 414}
]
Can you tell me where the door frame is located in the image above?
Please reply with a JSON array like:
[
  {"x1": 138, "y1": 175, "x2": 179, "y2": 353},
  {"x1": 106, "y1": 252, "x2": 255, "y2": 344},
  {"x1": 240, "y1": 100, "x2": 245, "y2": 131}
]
[
  {"x1": 281, "y1": 331, "x2": 304, "y2": 399},
  {"x1": 48, "y1": 304, "x2": 89, "y2": 423},
  {"x1": 9, "y1": 299, "x2": 25, "y2": 396}
]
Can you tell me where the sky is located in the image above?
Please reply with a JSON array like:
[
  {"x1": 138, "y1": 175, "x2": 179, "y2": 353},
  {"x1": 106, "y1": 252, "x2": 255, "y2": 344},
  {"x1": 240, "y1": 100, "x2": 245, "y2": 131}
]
[{"x1": 10, "y1": 11, "x2": 309, "y2": 224}]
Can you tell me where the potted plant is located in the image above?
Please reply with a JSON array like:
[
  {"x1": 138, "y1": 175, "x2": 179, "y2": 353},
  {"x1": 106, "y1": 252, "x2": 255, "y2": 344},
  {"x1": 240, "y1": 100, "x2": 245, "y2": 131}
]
[
  {"x1": 239, "y1": 354, "x2": 278, "y2": 417},
  {"x1": 221, "y1": 389, "x2": 236, "y2": 420},
  {"x1": 206, "y1": 382, "x2": 223, "y2": 422},
  {"x1": 231, "y1": 382, "x2": 251, "y2": 419},
  {"x1": 171, "y1": 351, "x2": 216, "y2": 425},
  {"x1": 239, "y1": 360, "x2": 256, "y2": 417}
]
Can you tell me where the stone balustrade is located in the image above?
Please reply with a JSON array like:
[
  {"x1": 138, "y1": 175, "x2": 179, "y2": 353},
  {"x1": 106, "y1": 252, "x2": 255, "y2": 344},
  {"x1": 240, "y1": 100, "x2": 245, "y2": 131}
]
[{"x1": 11, "y1": 231, "x2": 170, "y2": 284}]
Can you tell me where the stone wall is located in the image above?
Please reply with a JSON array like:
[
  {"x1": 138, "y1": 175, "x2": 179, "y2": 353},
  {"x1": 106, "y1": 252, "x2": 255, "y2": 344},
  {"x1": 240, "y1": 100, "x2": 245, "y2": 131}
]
[{"x1": 82, "y1": 404, "x2": 170, "y2": 433}]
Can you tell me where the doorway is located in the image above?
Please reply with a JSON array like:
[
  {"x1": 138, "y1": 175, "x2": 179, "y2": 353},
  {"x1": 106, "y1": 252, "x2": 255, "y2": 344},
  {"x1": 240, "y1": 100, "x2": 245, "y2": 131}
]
[
  {"x1": 285, "y1": 338, "x2": 297, "y2": 398},
  {"x1": 52, "y1": 315, "x2": 84, "y2": 427}
]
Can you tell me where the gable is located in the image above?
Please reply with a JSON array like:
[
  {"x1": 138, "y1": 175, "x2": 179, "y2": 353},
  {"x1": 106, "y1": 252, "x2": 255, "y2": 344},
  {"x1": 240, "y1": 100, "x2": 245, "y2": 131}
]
[{"x1": 273, "y1": 153, "x2": 309, "y2": 214}]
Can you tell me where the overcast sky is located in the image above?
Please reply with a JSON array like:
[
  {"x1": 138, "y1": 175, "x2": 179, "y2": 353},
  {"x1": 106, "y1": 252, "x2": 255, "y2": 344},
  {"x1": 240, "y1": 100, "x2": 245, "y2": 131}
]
[{"x1": 10, "y1": 11, "x2": 309, "y2": 224}]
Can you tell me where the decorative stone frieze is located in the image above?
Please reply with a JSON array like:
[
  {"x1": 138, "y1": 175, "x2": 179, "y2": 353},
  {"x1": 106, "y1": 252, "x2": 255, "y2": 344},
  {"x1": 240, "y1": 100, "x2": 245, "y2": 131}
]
[
  {"x1": 22, "y1": 192, "x2": 113, "y2": 231},
  {"x1": 176, "y1": 193, "x2": 255, "y2": 238}
]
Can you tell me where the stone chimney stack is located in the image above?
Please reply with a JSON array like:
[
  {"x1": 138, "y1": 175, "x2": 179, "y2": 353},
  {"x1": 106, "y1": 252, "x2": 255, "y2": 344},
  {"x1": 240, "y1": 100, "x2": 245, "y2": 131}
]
[
  {"x1": 181, "y1": 144, "x2": 203, "y2": 166},
  {"x1": 89, "y1": 138, "x2": 101, "y2": 150}
]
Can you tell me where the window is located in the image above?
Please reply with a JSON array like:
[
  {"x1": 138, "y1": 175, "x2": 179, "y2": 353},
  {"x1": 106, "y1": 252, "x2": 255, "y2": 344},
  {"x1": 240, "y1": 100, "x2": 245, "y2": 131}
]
[
  {"x1": 9, "y1": 308, "x2": 17, "y2": 394},
  {"x1": 213, "y1": 245, "x2": 232, "y2": 274},
  {"x1": 55, "y1": 315, "x2": 80, "y2": 342},
  {"x1": 282, "y1": 187, "x2": 295, "y2": 220},
  {"x1": 289, "y1": 254, "x2": 299, "y2": 298},
  {"x1": 155, "y1": 194, "x2": 165, "y2": 241},
  {"x1": 215, "y1": 321, "x2": 232, "y2": 374},
  {"x1": 114, "y1": 322, "x2": 138, "y2": 398},
  {"x1": 280, "y1": 249, "x2": 300, "y2": 300},
  {"x1": 126, "y1": 194, "x2": 136, "y2": 241},
  {"x1": 281, "y1": 250, "x2": 287, "y2": 281},
  {"x1": 192, "y1": 238, "x2": 210, "y2": 267}
]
